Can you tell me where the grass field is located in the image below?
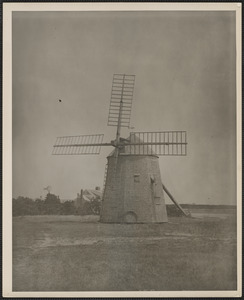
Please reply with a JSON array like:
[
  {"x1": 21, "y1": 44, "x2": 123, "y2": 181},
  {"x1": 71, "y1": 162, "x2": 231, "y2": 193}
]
[{"x1": 13, "y1": 210, "x2": 237, "y2": 291}]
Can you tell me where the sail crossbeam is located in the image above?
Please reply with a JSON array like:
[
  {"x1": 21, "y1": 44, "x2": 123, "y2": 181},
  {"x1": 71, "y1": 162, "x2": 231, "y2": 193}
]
[
  {"x1": 125, "y1": 131, "x2": 187, "y2": 156},
  {"x1": 107, "y1": 74, "x2": 135, "y2": 128},
  {"x1": 52, "y1": 134, "x2": 105, "y2": 155}
]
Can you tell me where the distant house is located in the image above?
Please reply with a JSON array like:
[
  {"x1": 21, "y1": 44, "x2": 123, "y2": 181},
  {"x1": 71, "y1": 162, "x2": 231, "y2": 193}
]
[{"x1": 75, "y1": 187, "x2": 102, "y2": 209}]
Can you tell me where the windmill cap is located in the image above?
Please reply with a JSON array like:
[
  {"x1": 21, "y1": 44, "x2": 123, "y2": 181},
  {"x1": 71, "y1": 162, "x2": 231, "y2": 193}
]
[{"x1": 108, "y1": 134, "x2": 158, "y2": 157}]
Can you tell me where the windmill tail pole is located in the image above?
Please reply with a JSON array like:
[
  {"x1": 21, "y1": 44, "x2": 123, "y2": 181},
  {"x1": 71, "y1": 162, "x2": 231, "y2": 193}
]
[{"x1": 162, "y1": 183, "x2": 190, "y2": 217}]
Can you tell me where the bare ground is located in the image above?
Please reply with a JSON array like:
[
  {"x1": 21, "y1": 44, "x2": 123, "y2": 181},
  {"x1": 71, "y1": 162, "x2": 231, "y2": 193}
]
[{"x1": 13, "y1": 212, "x2": 237, "y2": 291}]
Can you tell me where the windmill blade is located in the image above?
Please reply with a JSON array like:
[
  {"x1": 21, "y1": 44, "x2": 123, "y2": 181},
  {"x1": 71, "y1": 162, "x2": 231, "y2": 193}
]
[
  {"x1": 108, "y1": 74, "x2": 135, "y2": 128},
  {"x1": 120, "y1": 131, "x2": 187, "y2": 156},
  {"x1": 44, "y1": 185, "x2": 52, "y2": 193},
  {"x1": 52, "y1": 134, "x2": 111, "y2": 155}
]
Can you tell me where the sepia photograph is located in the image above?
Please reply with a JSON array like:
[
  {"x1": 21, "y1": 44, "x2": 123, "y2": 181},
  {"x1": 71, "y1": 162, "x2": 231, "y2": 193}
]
[{"x1": 3, "y1": 2, "x2": 242, "y2": 297}]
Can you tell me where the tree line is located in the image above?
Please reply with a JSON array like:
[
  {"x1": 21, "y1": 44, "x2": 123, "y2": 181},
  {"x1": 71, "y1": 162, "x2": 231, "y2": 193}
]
[{"x1": 12, "y1": 193, "x2": 101, "y2": 217}]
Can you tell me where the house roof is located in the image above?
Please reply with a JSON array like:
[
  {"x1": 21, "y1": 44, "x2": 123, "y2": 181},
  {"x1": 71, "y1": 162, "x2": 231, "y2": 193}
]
[{"x1": 82, "y1": 189, "x2": 103, "y2": 202}]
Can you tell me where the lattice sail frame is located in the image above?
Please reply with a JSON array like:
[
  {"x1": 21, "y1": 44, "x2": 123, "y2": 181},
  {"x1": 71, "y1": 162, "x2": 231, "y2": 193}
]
[
  {"x1": 108, "y1": 74, "x2": 135, "y2": 128},
  {"x1": 120, "y1": 131, "x2": 187, "y2": 156},
  {"x1": 52, "y1": 134, "x2": 104, "y2": 155}
]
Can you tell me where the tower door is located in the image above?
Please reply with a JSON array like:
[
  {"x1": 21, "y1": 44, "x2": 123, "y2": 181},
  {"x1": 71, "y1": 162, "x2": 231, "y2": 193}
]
[{"x1": 150, "y1": 174, "x2": 164, "y2": 221}]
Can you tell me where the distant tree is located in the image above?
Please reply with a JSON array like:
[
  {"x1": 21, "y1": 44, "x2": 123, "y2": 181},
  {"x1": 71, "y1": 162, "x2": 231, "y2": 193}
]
[
  {"x1": 35, "y1": 198, "x2": 45, "y2": 215},
  {"x1": 78, "y1": 201, "x2": 92, "y2": 215},
  {"x1": 13, "y1": 196, "x2": 38, "y2": 216},
  {"x1": 44, "y1": 193, "x2": 61, "y2": 214},
  {"x1": 13, "y1": 193, "x2": 103, "y2": 216},
  {"x1": 90, "y1": 197, "x2": 101, "y2": 215},
  {"x1": 77, "y1": 197, "x2": 101, "y2": 216},
  {"x1": 61, "y1": 201, "x2": 76, "y2": 215}
]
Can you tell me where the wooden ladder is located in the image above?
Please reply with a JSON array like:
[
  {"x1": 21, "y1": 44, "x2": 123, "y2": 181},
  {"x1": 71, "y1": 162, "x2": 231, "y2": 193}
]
[{"x1": 102, "y1": 163, "x2": 108, "y2": 197}]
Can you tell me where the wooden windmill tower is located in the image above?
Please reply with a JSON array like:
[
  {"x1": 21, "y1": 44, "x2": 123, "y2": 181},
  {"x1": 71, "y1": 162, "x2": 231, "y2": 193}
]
[{"x1": 53, "y1": 74, "x2": 188, "y2": 223}]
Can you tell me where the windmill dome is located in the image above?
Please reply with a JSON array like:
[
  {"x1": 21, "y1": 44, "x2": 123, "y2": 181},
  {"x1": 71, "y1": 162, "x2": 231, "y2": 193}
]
[{"x1": 108, "y1": 134, "x2": 157, "y2": 157}]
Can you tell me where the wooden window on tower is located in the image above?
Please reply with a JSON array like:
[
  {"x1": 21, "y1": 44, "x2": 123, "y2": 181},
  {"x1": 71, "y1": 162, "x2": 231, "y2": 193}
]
[{"x1": 134, "y1": 174, "x2": 140, "y2": 183}]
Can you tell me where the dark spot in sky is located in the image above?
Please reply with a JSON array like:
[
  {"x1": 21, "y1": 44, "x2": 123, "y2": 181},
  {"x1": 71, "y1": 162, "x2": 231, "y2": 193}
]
[{"x1": 59, "y1": 99, "x2": 62, "y2": 102}]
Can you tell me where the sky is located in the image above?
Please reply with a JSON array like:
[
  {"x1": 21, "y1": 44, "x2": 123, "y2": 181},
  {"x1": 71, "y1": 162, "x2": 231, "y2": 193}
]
[{"x1": 12, "y1": 10, "x2": 236, "y2": 205}]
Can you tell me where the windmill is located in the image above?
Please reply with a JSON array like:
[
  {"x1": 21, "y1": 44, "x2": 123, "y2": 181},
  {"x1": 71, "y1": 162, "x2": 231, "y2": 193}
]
[
  {"x1": 52, "y1": 74, "x2": 188, "y2": 223},
  {"x1": 43, "y1": 185, "x2": 52, "y2": 194}
]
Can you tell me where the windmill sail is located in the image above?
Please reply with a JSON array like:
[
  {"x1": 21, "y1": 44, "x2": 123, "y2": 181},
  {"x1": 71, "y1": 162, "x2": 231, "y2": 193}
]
[
  {"x1": 108, "y1": 74, "x2": 135, "y2": 128},
  {"x1": 52, "y1": 134, "x2": 105, "y2": 155},
  {"x1": 121, "y1": 131, "x2": 187, "y2": 156}
]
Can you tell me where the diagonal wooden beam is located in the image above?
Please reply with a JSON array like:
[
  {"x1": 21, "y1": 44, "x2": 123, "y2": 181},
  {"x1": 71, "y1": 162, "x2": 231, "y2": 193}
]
[{"x1": 162, "y1": 183, "x2": 190, "y2": 217}]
